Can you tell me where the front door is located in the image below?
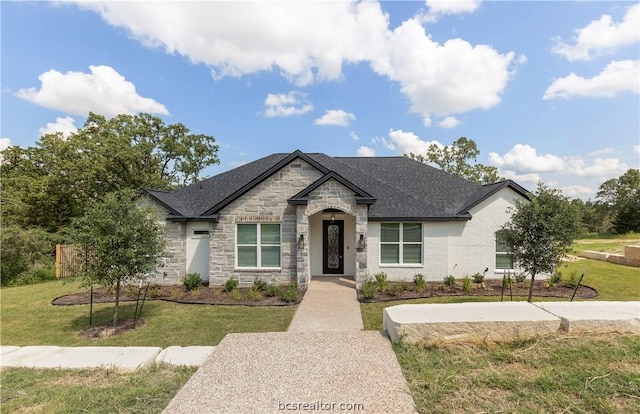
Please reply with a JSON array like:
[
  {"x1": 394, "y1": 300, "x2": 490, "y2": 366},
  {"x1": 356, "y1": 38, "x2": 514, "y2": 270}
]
[{"x1": 322, "y1": 220, "x2": 344, "y2": 274}]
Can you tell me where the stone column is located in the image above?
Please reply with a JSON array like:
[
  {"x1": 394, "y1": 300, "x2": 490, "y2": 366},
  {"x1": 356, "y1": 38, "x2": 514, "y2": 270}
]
[
  {"x1": 354, "y1": 204, "x2": 368, "y2": 288},
  {"x1": 296, "y1": 205, "x2": 310, "y2": 289}
]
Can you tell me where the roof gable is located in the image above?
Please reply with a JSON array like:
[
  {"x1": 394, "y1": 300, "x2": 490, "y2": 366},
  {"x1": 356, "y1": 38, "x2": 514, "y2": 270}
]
[{"x1": 288, "y1": 171, "x2": 376, "y2": 205}]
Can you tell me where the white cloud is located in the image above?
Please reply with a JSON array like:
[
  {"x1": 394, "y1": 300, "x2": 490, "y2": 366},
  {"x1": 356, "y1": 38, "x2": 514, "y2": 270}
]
[
  {"x1": 15, "y1": 65, "x2": 169, "y2": 117},
  {"x1": 500, "y1": 170, "x2": 542, "y2": 185},
  {"x1": 371, "y1": 136, "x2": 396, "y2": 151},
  {"x1": 489, "y1": 144, "x2": 564, "y2": 173},
  {"x1": 350, "y1": 131, "x2": 360, "y2": 141},
  {"x1": 357, "y1": 146, "x2": 376, "y2": 157},
  {"x1": 552, "y1": 4, "x2": 640, "y2": 62},
  {"x1": 543, "y1": 60, "x2": 640, "y2": 100},
  {"x1": 0, "y1": 138, "x2": 11, "y2": 151},
  {"x1": 634, "y1": 145, "x2": 640, "y2": 155},
  {"x1": 489, "y1": 144, "x2": 630, "y2": 178},
  {"x1": 387, "y1": 129, "x2": 443, "y2": 156},
  {"x1": 314, "y1": 109, "x2": 356, "y2": 127},
  {"x1": 587, "y1": 147, "x2": 615, "y2": 156},
  {"x1": 263, "y1": 91, "x2": 313, "y2": 118},
  {"x1": 559, "y1": 185, "x2": 595, "y2": 198},
  {"x1": 38, "y1": 116, "x2": 78, "y2": 138},
  {"x1": 423, "y1": 0, "x2": 482, "y2": 23},
  {"x1": 370, "y1": 17, "x2": 517, "y2": 119},
  {"x1": 438, "y1": 116, "x2": 460, "y2": 128},
  {"x1": 76, "y1": 2, "x2": 518, "y2": 121}
]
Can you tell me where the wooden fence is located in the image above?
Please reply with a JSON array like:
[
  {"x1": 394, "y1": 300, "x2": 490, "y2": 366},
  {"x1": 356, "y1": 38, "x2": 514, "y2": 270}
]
[{"x1": 55, "y1": 244, "x2": 90, "y2": 279}]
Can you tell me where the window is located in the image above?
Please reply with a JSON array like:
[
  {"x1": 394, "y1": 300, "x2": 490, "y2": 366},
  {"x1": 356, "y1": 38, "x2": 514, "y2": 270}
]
[
  {"x1": 237, "y1": 223, "x2": 281, "y2": 268},
  {"x1": 495, "y1": 231, "x2": 513, "y2": 270},
  {"x1": 380, "y1": 223, "x2": 422, "y2": 264}
]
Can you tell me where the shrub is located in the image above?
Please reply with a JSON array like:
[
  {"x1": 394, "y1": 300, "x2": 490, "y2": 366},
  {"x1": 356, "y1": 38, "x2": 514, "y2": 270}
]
[
  {"x1": 514, "y1": 272, "x2": 527, "y2": 283},
  {"x1": 7, "y1": 263, "x2": 57, "y2": 287},
  {"x1": 443, "y1": 275, "x2": 456, "y2": 286},
  {"x1": 264, "y1": 284, "x2": 281, "y2": 297},
  {"x1": 462, "y1": 276, "x2": 472, "y2": 292},
  {"x1": 281, "y1": 284, "x2": 299, "y2": 303},
  {"x1": 566, "y1": 270, "x2": 579, "y2": 288},
  {"x1": 398, "y1": 281, "x2": 411, "y2": 291},
  {"x1": 229, "y1": 288, "x2": 245, "y2": 301},
  {"x1": 545, "y1": 278, "x2": 555, "y2": 289},
  {"x1": 224, "y1": 277, "x2": 239, "y2": 292},
  {"x1": 551, "y1": 270, "x2": 562, "y2": 284},
  {"x1": 183, "y1": 273, "x2": 202, "y2": 291},
  {"x1": 386, "y1": 283, "x2": 403, "y2": 296},
  {"x1": 360, "y1": 278, "x2": 378, "y2": 300},
  {"x1": 374, "y1": 272, "x2": 388, "y2": 292},
  {"x1": 434, "y1": 284, "x2": 446, "y2": 292},
  {"x1": 246, "y1": 287, "x2": 263, "y2": 301},
  {"x1": 472, "y1": 273, "x2": 484, "y2": 284},
  {"x1": 147, "y1": 284, "x2": 162, "y2": 298},
  {"x1": 413, "y1": 273, "x2": 426, "y2": 292},
  {"x1": 253, "y1": 277, "x2": 267, "y2": 292}
]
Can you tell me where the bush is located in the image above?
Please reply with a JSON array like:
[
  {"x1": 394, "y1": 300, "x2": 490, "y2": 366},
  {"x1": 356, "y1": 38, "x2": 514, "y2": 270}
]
[
  {"x1": 472, "y1": 273, "x2": 484, "y2": 284},
  {"x1": 386, "y1": 283, "x2": 403, "y2": 296},
  {"x1": 183, "y1": 273, "x2": 202, "y2": 291},
  {"x1": 413, "y1": 273, "x2": 426, "y2": 292},
  {"x1": 374, "y1": 272, "x2": 388, "y2": 292},
  {"x1": 7, "y1": 263, "x2": 57, "y2": 287},
  {"x1": 253, "y1": 277, "x2": 267, "y2": 292},
  {"x1": 443, "y1": 275, "x2": 456, "y2": 286},
  {"x1": 229, "y1": 288, "x2": 245, "y2": 301},
  {"x1": 462, "y1": 276, "x2": 472, "y2": 292},
  {"x1": 246, "y1": 287, "x2": 263, "y2": 301},
  {"x1": 264, "y1": 284, "x2": 281, "y2": 297},
  {"x1": 281, "y1": 284, "x2": 299, "y2": 303},
  {"x1": 551, "y1": 270, "x2": 562, "y2": 284},
  {"x1": 224, "y1": 277, "x2": 239, "y2": 292},
  {"x1": 360, "y1": 278, "x2": 377, "y2": 300}
]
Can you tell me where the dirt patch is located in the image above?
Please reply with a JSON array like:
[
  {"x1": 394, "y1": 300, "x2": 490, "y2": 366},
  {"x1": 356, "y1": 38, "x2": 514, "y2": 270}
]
[
  {"x1": 52, "y1": 285, "x2": 301, "y2": 307},
  {"x1": 359, "y1": 279, "x2": 597, "y2": 302},
  {"x1": 78, "y1": 318, "x2": 145, "y2": 339}
]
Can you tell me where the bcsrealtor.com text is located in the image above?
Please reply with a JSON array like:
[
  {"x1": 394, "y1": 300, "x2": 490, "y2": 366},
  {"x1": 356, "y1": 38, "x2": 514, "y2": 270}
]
[{"x1": 277, "y1": 400, "x2": 364, "y2": 411}]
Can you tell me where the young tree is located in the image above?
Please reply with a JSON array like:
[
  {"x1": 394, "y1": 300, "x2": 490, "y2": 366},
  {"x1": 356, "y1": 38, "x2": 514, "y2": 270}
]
[
  {"x1": 596, "y1": 169, "x2": 640, "y2": 234},
  {"x1": 409, "y1": 137, "x2": 500, "y2": 184},
  {"x1": 69, "y1": 190, "x2": 165, "y2": 325},
  {"x1": 500, "y1": 183, "x2": 581, "y2": 302}
]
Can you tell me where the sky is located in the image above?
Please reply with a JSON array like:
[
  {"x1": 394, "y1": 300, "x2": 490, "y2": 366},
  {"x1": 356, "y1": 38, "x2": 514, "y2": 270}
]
[{"x1": 2, "y1": 1, "x2": 639, "y2": 200}]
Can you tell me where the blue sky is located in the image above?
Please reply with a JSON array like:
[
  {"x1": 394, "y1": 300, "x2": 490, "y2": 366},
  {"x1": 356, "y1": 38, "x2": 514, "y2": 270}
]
[{"x1": 2, "y1": 1, "x2": 639, "y2": 199}]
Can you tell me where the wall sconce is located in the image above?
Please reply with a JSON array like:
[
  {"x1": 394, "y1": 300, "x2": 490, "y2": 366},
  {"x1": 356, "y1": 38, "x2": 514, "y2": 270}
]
[
  {"x1": 330, "y1": 213, "x2": 335, "y2": 223},
  {"x1": 298, "y1": 234, "x2": 305, "y2": 249},
  {"x1": 356, "y1": 234, "x2": 366, "y2": 250}
]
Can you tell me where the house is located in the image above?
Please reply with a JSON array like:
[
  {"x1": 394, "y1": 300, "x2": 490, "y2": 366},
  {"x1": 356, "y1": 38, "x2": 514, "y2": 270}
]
[{"x1": 141, "y1": 150, "x2": 530, "y2": 288}]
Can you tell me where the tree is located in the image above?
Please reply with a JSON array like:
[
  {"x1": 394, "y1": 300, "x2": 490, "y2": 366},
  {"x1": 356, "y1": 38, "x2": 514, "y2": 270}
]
[
  {"x1": 409, "y1": 137, "x2": 500, "y2": 184},
  {"x1": 595, "y1": 169, "x2": 640, "y2": 234},
  {"x1": 0, "y1": 113, "x2": 219, "y2": 231},
  {"x1": 500, "y1": 183, "x2": 581, "y2": 302},
  {"x1": 68, "y1": 190, "x2": 165, "y2": 325}
]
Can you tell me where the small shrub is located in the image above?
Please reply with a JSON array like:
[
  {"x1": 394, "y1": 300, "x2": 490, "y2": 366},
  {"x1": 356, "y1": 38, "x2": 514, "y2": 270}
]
[
  {"x1": 443, "y1": 275, "x2": 456, "y2": 286},
  {"x1": 264, "y1": 284, "x2": 281, "y2": 297},
  {"x1": 253, "y1": 277, "x2": 267, "y2": 292},
  {"x1": 514, "y1": 272, "x2": 527, "y2": 283},
  {"x1": 552, "y1": 270, "x2": 562, "y2": 284},
  {"x1": 224, "y1": 277, "x2": 239, "y2": 292},
  {"x1": 398, "y1": 281, "x2": 411, "y2": 291},
  {"x1": 386, "y1": 283, "x2": 404, "y2": 296},
  {"x1": 566, "y1": 270, "x2": 579, "y2": 288},
  {"x1": 171, "y1": 286, "x2": 185, "y2": 299},
  {"x1": 413, "y1": 273, "x2": 426, "y2": 293},
  {"x1": 246, "y1": 287, "x2": 263, "y2": 301},
  {"x1": 281, "y1": 284, "x2": 299, "y2": 303},
  {"x1": 229, "y1": 288, "x2": 245, "y2": 301},
  {"x1": 462, "y1": 275, "x2": 472, "y2": 292},
  {"x1": 183, "y1": 273, "x2": 202, "y2": 291},
  {"x1": 374, "y1": 272, "x2": 388, "y2": 292},
  {"x1": 126, "y1": 284, "x2": 140, "y2": 297},
  {"x1": 472, "y1": 273, "x2": 484, "y2": 284},
  {"x1": 545, "y1": 278, "x2": 555, "y2": 289},
  {"x1": 434, "y1": 284, "x2": 446, "y2": 292},
  {"x1": 8, "y1": 264, "x2": 57, "y2": 287},
  {"x1": 147, "y1": 284, "x2": 162, "y2": 298},
  {"x1": 360, "y1": 278, "x2": 377, "y2": 300}
]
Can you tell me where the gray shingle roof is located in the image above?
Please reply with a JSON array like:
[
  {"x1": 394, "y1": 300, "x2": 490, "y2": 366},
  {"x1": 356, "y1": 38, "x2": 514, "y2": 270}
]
[{"x1": 142, "y1": 150, "x2": 530, "y2": 221}]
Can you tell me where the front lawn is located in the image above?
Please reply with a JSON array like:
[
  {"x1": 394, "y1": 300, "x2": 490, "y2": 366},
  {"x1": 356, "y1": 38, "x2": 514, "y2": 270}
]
[
  {"x1": 1, "y1": 279, "x2": 296, "y2": 347},
  {"x1": 571, "y1": 233, "x2": 640, "y2": 255}
]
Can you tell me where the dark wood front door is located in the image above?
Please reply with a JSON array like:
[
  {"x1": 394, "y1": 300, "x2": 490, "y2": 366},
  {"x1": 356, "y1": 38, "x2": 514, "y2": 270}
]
[{"x1": 322, "y1": 220, "x2": 344, "y2": 274}]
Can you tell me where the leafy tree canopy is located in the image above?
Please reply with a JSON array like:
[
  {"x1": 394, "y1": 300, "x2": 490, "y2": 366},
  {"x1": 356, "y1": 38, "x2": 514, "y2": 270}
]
[
  {"x1": 500, "y1": 182, "x2": 581, "y2": 302},
  {"x1": 1, "y1": 113, "x2": 218, "y2": 231},
  {"x1": 408, "y1": 137, "x2": 500, "y2": 184},
  {"x1": 594, "y1": 169, "x2": 640, "y2": 234}
]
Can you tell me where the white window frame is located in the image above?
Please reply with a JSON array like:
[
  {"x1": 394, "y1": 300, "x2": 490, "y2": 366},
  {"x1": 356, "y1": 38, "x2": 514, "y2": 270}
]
[
  {"x1": 236, "y1": 223, "x2": 281, "y2": 269},
  {"x1": 380, "y1": 223, "x2": 423, "y2": 266}
]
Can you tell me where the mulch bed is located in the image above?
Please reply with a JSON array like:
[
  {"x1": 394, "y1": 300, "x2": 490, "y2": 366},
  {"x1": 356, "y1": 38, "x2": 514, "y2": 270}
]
[
  {"x1": 78, "y1": 318, "x2": 146, "y2": 339},
  {"x1": 359, "y1": 279, "x2": 598, "y2": 302},
  {"x1": 52, "y1": 285, "x2": 301, "y2": 307}
]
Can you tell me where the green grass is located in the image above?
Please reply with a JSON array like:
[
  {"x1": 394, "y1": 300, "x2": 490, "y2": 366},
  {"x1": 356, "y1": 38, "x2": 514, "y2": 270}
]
[
  {"x1": 1, "y1": 279, "x2": 296, "y2": 347},
  {"x1": 571, "y1": 233, "x2": 640, "y2": 255},
  {"x1": 0, "y1": 365, "x2": 196, "y2": 413},
  {"x1": 395, "y1": 334, "x2": 640, "y2": 414}
]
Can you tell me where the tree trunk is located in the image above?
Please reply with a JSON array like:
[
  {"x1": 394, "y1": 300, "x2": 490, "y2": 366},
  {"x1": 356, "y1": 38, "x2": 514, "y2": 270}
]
[
  {"x1": 113, "y1": 278, "x2": 120, "y2": 326},
  {"x1": 527, "y1": 272, "x2": 536, "y2": 302}
]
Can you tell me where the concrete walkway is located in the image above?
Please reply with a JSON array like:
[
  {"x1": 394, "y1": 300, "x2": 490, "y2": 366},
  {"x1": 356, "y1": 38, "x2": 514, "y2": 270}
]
[{"x1": 288, "y1": 276, "x2": 364, "y2": 332}]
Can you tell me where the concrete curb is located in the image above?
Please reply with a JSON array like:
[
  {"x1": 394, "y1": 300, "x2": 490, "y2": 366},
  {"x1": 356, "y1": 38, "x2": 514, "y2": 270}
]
[{"x1": 1, "y1": 346, "x2": 216, "y2": 371}]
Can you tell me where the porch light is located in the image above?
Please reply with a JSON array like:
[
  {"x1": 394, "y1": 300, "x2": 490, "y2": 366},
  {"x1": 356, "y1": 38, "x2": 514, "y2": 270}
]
[
  {"x1": 298, "y1": 234, "x2": 305, "y2": 249},
  {"x1": 331, "y1": 213, "x2": 335, "y2": 223},
  {"x1": 356, "y1": 234, "x2": 366, "y2": 250}
]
